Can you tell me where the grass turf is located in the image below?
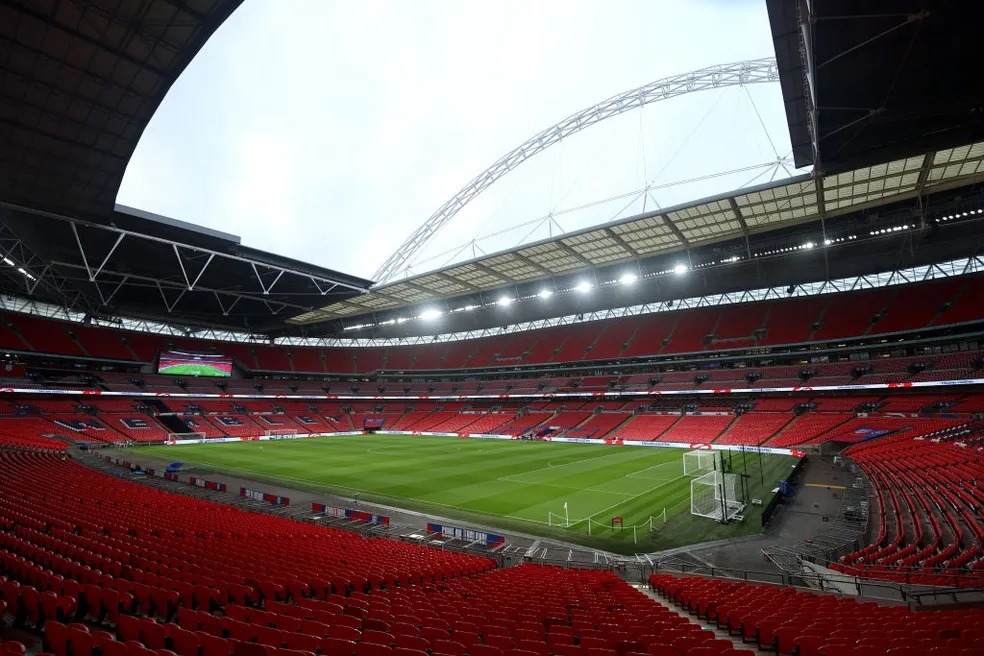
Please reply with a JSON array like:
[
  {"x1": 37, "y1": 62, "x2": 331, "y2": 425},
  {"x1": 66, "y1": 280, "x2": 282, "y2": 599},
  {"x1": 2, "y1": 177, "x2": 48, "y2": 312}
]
[{"x1": 141, "y1": 434, "x2": 797, "y2": 554}]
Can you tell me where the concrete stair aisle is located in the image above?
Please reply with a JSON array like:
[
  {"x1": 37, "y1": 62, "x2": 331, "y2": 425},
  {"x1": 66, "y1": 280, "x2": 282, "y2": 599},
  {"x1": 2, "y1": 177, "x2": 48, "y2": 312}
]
[
  {"x1": 635, "y1": 583, "x2": 769, "y2": 654},
  {"x1": 600, "y1": 413, "x2": 637, "y2": 439},
  {"x1": 655, "y1": 414, "x2": 686, "y2": 441}
]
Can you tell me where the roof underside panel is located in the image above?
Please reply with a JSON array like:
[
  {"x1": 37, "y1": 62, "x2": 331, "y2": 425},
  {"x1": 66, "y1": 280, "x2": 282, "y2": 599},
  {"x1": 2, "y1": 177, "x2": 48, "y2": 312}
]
[
  {"x1": 768, "y1": 0, "x2": 984, "y2": 173},
  {"x1": 0, "y1": 0, "x2": 244, "y2": 218}
]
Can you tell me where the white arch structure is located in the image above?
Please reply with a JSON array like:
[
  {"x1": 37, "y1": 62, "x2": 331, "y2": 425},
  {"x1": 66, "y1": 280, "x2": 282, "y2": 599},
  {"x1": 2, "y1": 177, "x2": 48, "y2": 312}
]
[{"x1": 373, "y1": 57, "x2": 781, "y2": 283}]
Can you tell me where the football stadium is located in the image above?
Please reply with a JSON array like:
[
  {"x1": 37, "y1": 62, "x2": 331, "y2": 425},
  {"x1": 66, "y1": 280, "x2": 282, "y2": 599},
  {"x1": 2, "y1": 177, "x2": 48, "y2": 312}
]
[{"x1": 2, "y1": 1, "x2": 984, "y2": 655}]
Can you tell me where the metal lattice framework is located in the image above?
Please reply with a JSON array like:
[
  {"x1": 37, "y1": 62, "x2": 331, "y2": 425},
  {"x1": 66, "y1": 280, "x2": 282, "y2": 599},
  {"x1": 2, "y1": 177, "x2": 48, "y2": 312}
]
[
  {"x1": 0, "y1": 202, "x2": 371, "y2": 329},
  {"x1": 373, "y1": 57, "x2": 781, "y2": 283}
]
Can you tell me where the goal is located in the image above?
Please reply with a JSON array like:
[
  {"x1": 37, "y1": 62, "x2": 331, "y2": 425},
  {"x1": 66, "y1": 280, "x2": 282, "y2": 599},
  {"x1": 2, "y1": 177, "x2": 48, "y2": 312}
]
[
  {"x1": 683, "y1": 449, "x2": 716, "y2": 476},
  {"x1": 691, "y1": 470, "x2": 745, "y2": 522},
  {"x1": 166, "y1": 432, "x2": 206, "y2": 444},
  {"x1": 264, "y1": 428, "x2": 300, "y2": 439}
]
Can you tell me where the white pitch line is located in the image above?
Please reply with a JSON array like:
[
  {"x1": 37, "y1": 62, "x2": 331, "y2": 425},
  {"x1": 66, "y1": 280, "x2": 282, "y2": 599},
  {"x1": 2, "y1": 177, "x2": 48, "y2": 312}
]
[
  {"x1": 575, "y1": 474, "x2": 686, "y2": 524},
  {"x1": 495, "y1": 474, "x2": 634, "y2": 497},
  {"x1": 524, "y1": 448, "x2": 637, "y2": 476},
  {"x1": 625, "y1": 460, "x2": 683, "y2": 481},
  {"x1": 162, "y1": 454, "x2": 564, "y2": 525}
]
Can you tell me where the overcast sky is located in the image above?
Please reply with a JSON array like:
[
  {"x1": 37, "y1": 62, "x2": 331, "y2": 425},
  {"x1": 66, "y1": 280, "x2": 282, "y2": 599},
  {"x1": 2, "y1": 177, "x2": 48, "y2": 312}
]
[{"x1": 118, "y1": 0, "x2": 798, "y2": 282}]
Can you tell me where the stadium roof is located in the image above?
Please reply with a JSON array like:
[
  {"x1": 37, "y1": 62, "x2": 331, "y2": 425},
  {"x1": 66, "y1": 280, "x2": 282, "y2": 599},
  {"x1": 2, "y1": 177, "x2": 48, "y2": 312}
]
[
  {"x1": 768, "y1": 0, "x2": 984, "y2": 173},
  {"x1": 2, "y1": 0, "x2": 983, "y2": 339},
  {"x1": 291, "y1": 141, "x2": 984, "y2": 328},
  {"x1": 0, "y1": 0, "x2": 372, "y2": 331},
  {"x1": 1, "y1": 0, "x2": 241, "y2": 218}
]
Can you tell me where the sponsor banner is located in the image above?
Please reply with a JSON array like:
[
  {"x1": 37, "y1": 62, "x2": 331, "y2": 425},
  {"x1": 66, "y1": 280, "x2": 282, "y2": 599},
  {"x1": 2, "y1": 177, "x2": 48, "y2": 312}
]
[
  {"x1": 163, "y1": 430, "x2": 804, "y2": 456},
  {"x1": 167, "y1": 436, "x2": 241, "y2": 445},
  {"x1": 165, "y1": 433, "x2": 338, "y2": 445},
  {"x1": 240, "y1": 487, "x2": 289, "y2": 506},
  {"x1": 426, "y1": 522, "x2": 505, "y2": 547},
  {"x1": 311, "y1": 502, "x2": 347, "y2": 518},
  {"x1": 386, "y1": 430, "x2": 512, "y2": 440},
  {"x1": 190, "y1": 477, "x2": 227, "y2": 492},
  {"x1": 2, "y1": 377, "x2": 983, "y2": 400},
  {"x1": 347, "y1": 509, "x2": 390, "y2": 526},
  {"x1": 309, "y1": 503, "x2": 387, "y2": 524}
]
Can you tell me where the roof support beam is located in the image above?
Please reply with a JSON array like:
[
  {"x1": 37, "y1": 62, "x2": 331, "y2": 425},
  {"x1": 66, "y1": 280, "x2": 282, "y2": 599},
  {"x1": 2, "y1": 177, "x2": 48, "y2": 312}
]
[
  {"x1": 251, "y1": 264, "x2": 285, "y2": 295},
  {"x1": 470, "y1": 260, "x2": 512, "y2": 285},
  {"x1": 2, "y1": 200, "x2": 370, "y2": 293},
  {"x1": 70, "y1": 225, "x2": 125, "y2": 282},
  {"x1": 13, "y1": 3, "x2": 170, "y2": 78},
  {"x1": 914, "y1": 151, "x2": 937, "y2": 229},
  {"x1": 173, "y1": 246, "x2": 215, "y2": 291},
  {"x1": 435, "y1": 270, "x2": 482, "y2": 294},
  {"x1": 213, "y1": 292, "x2": 242, "y2": 317},
  {"x1": 0, "y1": 35, "x2": 146, "y2": 124},
  {"x1": 94, "y1": 275, "x2": 129, "y2": 307},
  {"x1": 48, "y1": 261, "x2": 317, "y2": 312},
  {"x1": 602, "y1": 228, "x2": 641, "y2": 258},
  {"x1": 156, "y1": 282, "x2": 187, "y2": 314},
  {"x1": 553, "y1": 241, "x2": 595, "y2": 268},
  {"x1": 659, "y1": 214, "x2": 690, "y2": 248},
  {"x1": 727, "y1": 197, "x2": 754, "y2": 261},
  {"x1": 512, "y1": 252, "x2": 552, "y2": 277}
]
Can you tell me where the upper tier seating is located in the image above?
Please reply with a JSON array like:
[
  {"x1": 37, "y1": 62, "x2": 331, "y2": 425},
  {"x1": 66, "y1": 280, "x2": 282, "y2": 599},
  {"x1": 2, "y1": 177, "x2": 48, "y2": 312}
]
[
  {"x1": 3, "y1": 274, "x2": 982, "y2": 373},
  {"x1": 649, "y1": 573, "x2": 984, "y2": 654}
]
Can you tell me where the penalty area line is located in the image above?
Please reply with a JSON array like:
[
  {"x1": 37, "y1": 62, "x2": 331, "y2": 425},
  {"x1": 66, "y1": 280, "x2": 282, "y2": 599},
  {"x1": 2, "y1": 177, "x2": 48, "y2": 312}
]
[{"x1": 576, "y1": 474, "x2": 686, "y2": 525}]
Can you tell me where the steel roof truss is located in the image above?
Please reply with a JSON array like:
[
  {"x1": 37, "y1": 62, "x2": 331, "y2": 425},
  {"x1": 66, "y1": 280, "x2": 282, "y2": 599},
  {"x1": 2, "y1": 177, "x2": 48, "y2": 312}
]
[{"x1": 172, "y1": 245, "x2": 215, "y2": 291}]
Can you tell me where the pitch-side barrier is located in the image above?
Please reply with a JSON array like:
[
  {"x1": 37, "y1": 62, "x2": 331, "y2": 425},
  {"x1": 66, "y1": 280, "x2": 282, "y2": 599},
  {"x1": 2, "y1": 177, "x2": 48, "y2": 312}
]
[{"x1": 157, "y1": 430, "x2": 806, "y2": 457}]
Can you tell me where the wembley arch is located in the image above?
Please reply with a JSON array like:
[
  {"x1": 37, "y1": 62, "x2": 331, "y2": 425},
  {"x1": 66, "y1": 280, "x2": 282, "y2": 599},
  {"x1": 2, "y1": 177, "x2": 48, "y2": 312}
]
[{"x1": 373, "y1": 57, "x2": 780, "y2": 283}]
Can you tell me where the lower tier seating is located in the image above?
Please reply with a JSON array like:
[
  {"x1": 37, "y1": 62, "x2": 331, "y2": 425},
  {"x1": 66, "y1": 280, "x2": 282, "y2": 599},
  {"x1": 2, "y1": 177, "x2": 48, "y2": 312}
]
[
  {"x1": 831, "y1": 430, "x2": 984, "y2": 587},
  {"x1": 649, "y1": 573, "x2": 984, "y2": 655},
  {"x1": 0, "y1": 443, "x2": 761, "y2": 656}
]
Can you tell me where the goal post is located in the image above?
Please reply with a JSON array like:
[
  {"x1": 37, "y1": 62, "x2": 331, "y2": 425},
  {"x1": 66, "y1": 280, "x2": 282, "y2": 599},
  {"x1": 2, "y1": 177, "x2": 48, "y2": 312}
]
[
  {"x1": 166, "y1": 432, "x2": 206, "y2": 444},
  {"x1": 683, "y1": 449, "x2": 716, "y2": 476},
  {"x1": 691, "y1": 470, "x2": 746, "y2": 522},
  {"x1": 264, "y1": 428, "x2": 300, "y2": 439}
]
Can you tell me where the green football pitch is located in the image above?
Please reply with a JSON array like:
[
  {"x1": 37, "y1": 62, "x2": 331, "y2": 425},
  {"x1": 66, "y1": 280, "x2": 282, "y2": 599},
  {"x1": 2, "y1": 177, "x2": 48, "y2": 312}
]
[
  {"x1": 158, "y1": 363, "x2": 228, "y2": 377},
  {"x1": 141, "y1": 435, "x2": 797, "y2": 553}
]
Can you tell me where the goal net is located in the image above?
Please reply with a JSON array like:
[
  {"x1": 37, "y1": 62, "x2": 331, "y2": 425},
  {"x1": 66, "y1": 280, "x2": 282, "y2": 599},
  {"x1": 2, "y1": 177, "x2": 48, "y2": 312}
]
[
  {"x1": 691, "y1": 470, "x2": 745, "y2": 522},
  {"x1": 683, "y1": 449, "x2": 716, "y2": 476},
  {"x1": 264, "y1": 428, "x2": 300, "y2": 439},
  {"x1": 167, "y1": 432, "x2": 206, "y2": 444}
]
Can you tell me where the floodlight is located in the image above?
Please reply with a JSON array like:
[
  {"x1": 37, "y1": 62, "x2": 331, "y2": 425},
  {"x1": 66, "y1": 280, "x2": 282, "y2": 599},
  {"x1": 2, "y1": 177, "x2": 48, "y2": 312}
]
[
  {"x1": 574, "y1": 281, "x2": 592, "y2": 293},
  {"x1": 538, "y1": 289, "x2": 554, "y2": 299},
  {"x1": 673, "y1": 263, "x2": 688, "y2": 275},
  {"x1": 802, "y1": 241, "x2": 815, "y2": 249},
  {"x1": 418, "y1": 309, "x2": 443, "y2": 321},
  {"x1": 497, "y1": 296, "x2": 513, "y2": 306},
  {"x1": 619, "y1": 273, "x2": 637, "y2": 285}
]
